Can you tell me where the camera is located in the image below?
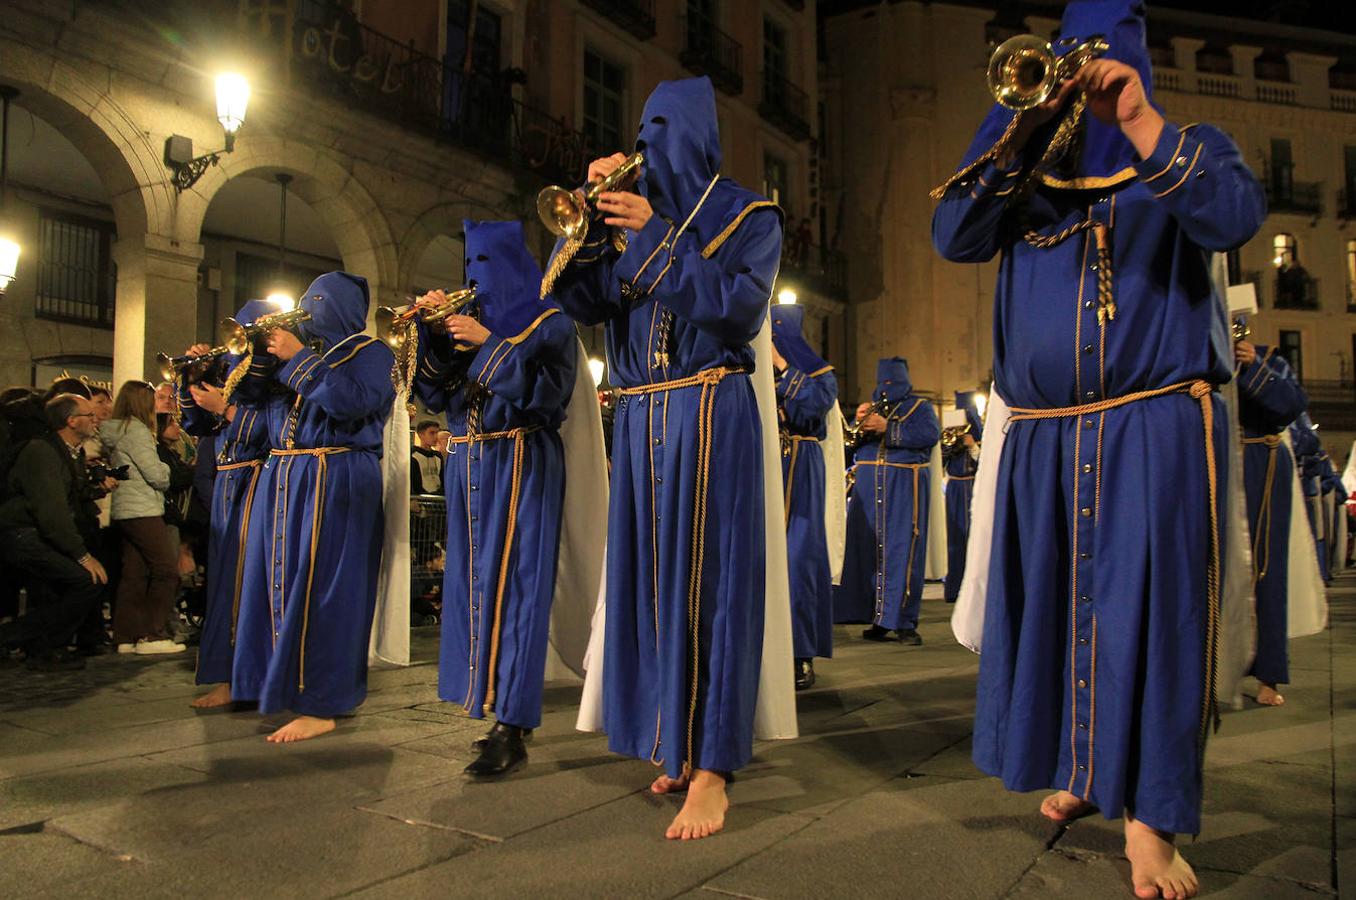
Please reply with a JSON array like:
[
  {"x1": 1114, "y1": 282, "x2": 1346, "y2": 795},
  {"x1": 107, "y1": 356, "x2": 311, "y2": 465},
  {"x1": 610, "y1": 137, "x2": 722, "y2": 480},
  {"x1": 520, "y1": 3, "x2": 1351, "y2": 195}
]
[{"x1": 86, "y1": 462, "x2": 130, "y2": 499}]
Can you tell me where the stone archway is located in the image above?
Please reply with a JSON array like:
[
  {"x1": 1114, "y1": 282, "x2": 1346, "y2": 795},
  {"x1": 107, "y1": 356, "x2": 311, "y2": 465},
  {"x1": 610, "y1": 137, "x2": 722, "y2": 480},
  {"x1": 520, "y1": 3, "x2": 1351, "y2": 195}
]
[
  {"x1": 177, "y1": 139, "x2": 399, "y2": 319},
  {"x1": 395, "y1": 200, "x2": 506, "y2": 295}
]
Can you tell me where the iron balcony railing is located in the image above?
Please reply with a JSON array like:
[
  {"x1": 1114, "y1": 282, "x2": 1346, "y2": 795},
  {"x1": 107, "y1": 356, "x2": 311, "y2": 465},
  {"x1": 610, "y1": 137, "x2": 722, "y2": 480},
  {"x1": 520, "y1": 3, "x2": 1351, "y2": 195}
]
[
  {"x1": 580, "y1": 0, "x2": 656, "y2": 41},
  {"x1": 679, "y1": 13, "x2": 744, "y2": 96},
  {"x1": 759, "y1": 69, "x2": 812, "y2": 142},
  {"x1": 1264, "y1": 164, "x2": 1323, "y2": 216},
  {"x1": 1273, "y1": 272, "x2": 1320, "y2": 310},
  {"x1": 238, "y1": 3, "x2": 595, "y2": 186}
]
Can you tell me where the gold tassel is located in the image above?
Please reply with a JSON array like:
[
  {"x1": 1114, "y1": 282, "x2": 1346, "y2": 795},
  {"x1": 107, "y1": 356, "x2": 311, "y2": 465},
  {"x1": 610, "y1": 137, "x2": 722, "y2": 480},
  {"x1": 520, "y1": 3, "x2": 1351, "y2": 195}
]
[
  {"x1": 221, "y1": 347, "x2": 253, "y2": 403},
  {"x1": 539, "y1": 231, "x2": 586, "y2": 299}
]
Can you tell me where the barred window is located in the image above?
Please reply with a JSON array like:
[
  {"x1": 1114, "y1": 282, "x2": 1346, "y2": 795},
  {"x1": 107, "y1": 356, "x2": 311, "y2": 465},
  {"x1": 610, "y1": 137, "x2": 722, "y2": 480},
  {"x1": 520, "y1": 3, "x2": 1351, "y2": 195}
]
[
  {"x1": 35, "y1": 211, "x2": 116, "y2": 328},
  {"x1": 583, "y1": 49, "x2": 626, "y2": 152}
]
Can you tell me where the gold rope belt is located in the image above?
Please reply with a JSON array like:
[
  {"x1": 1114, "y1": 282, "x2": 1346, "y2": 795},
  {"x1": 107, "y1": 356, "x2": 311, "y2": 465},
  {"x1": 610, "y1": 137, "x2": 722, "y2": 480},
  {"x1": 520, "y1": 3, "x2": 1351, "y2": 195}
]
[
  {"x1": 1242, "y1": 434, "x2": 1284, "y2": 585},
  {"x1": 616, "y1": 366, "x2": 749, "y2": 397},
  {"x1": 448, "y1": 425, "x2": 543, "y2": 445},
  {"x1": 947, "y1": 474, "x2": 976, "y2": 481},
  {"x1": 480, "y1": 426, "x2": 533, "y2": 716},
  {"x1": 268, "y1": 446, "x2": 350, "y2": 692},
  {"x1": 854, "y1": 459, "x2": 928, "y2": 611},
  {"x1": 779, "y1": 434, "x2": 819, "y2": 527},
  {"x1": 1008, "y1": 379, "x2": 1222, "y2": 745},
  {"x1": 227, "y1": 459, "x2": 264, "y2": 646}
]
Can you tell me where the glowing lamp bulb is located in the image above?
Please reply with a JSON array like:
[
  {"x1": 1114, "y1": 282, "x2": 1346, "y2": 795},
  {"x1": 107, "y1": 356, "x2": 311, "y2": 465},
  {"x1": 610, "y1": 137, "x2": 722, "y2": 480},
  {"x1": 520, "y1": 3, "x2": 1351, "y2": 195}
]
[
  {"x1": 0, "y1": 237, "x2": 19, "y2": 292},
  {"x1": 776, "y1": 288, "x2": 798, "y2": 305},
  {"x1": 974, "y1": 391, "x2": 988, "y2": 418},
  {"x1": 216, "y1": 73, "x2": 250, "y2": 135},
  {"x1": 588, "y1": 357, "x2": 606, "y2": 386},
  {"x1": 266, "y1": 292, "x2": 296, "y2": 311}
]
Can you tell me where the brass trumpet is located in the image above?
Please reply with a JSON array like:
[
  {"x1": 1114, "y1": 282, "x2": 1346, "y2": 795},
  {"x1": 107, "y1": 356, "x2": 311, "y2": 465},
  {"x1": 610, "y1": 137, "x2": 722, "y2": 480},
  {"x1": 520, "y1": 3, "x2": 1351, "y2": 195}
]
[
  {"x1": 537, "y1": 152, "x2": 645, "y2": 239},
  {"x1": 843, "y1": 398, "x2": 888, "y2": 450},
  {"x1": 376, "y1": 286, "x2": 478, "y2": 351},
  {"x1": 987, "y1": 33, "x2": 1110, "y2": 110},
  {"x1": 218, "y1": 308, "x2": 313, "y2": 356},
  {"x1": 1231, "y1": 316, "x2": 1251, "y2": 342},
  {"x1": 941, "y1": 423, "x2": 972, "y2": 450},
  {"x1": 156, "y1": 346, "x2": 229, "y2": 383}
]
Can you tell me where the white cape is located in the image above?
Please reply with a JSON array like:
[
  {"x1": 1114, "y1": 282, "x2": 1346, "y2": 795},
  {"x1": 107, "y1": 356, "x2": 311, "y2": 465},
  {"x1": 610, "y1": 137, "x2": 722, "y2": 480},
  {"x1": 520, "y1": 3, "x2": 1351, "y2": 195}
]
[
  {"x1": 576, "y1": 315, "x2": 799, "y2": 741},
  {"x1": 1217, "y1": 378, "x2": 1257, "y2": 709},
  {"x1": 543, "y1": 338, "x2": 610, "y2": 682},
  {"x1": 1283, "y1": 429, "x2": 1327, "y2": 638},
  {"x1": 370, "y1": 397, "x2": 411, "y2": 666},
  {"x1": 923, "y1": 436, "x2": 946, "y2": 580},
  {"x1": 822, "y1": 400, "x2": 848, "y2": 584}
]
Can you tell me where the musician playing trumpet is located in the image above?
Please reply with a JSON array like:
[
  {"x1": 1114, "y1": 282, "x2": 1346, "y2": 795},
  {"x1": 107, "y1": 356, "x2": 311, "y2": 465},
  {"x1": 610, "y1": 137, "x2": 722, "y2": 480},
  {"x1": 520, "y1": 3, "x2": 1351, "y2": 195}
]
[
  {"x1": 174, "y1": 299, "x2": 280, "y2": 709},
  {"x1": 942, "y1": 393, "x2": 983, "y2": 604},
  {"x1": 412, "y1": 220, "x2": 579, "y2": 779}
]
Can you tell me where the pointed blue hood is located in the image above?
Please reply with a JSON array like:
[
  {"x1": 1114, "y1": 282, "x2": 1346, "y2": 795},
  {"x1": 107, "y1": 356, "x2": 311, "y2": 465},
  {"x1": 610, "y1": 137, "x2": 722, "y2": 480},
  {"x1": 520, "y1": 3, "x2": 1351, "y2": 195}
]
[
  {"x1": 954, "y1": 0, "x2": 1156, "y2": 186},
  {"x1": 954, "y1": 390, "x2": 984, "y2": 440},
  {"x1": 298, "y1": 272, "x2": 370, "y2": 352},
  {"x1": 464, "y1": 219, "x2": 558, "y2": 337},
  {"x1": 635, "y1": 77, "x2": 722, "y2": 224},
  {"x1": 875, "y1": 357, "x2": 914, "y2": 403},
  {"x1": 771, "y1": 304, "x2": 829, "y2": 375}
]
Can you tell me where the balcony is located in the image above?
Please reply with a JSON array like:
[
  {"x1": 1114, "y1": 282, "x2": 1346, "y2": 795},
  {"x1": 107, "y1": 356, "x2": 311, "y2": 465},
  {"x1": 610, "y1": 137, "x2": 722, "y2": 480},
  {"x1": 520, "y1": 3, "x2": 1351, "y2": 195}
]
[
  {"x1": 1264, "y1": 165, "x2": 1322, "y2": 216},
  {"x1": 1339, "y1": 190, "x2": 1356, "y2": 220},
  {"x1": 1256, "y1": 79, "x2": 1297, "y2": 106},
  {"x1": 1198, "y1": 73, "x2": 1242, "y2": 98},
  {"x1": 1273, "y1": 270, "x2": 1320, "y2": 310},
  {"x1": 1333, "y1": 90, "x2": 1356, "y2": 113},
  {"x1": 581, "y1": 0, "x2": 656, "y2": 41},
  {"x1": 759, "y1": 70, "x2": 812, "y2": 142},
  {"x1": 237, "y1": 3, "x2": 594, "y2": 186},
  {"x1": 781, "y1": 245, "x2": 847, "y2": 302},
  {"x1": 680, "y1": 14, "x2": 744, "y2": 96},
  {"x1": 1304, "y1": 381, "x2": 1356, "y2": 431}
]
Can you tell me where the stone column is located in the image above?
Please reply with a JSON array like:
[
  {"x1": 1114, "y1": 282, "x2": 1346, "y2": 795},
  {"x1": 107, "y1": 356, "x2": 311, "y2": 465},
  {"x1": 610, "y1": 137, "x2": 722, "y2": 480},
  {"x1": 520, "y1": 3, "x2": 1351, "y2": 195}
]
[
  {"x1": 1171, "y1": 36, "x2": 1204, "y2": 93},
  {"x1": 1229, "y1": 45, "x2": 1262, "y2": 101},
  {"x1": 1288, "y1": 52, "x2": 1338, "y2": 110},
  {"x1": 111, "y1": 234, "x2": 204, "y2": 388}
]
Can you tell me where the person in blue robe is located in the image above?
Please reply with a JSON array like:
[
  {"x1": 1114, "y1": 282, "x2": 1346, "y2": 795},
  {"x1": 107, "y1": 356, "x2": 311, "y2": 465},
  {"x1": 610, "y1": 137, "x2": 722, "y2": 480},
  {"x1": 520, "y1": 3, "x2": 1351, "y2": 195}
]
[
  {"x1": 177, "y1": 299, "x2": 280, "y2": 709},
  {"x1": 231, "y1": 272, "x2": 395, "y2": 743},
  {"x1": 1290, "y1": 415, "x2": 1327, "y2": 582},
  {"x1": 770, "y1": 303, "x2": 837, "y2": 689},
  {"x1": 943, "y1": 391, "x2": 983, "y2": 604},
  {"x1": 834, "y1": 358, "x2": 940, "y2": 646},
  {"x1": 1234, "y1": 341, "x2": 1307, "y2": 708},
  {"x1": 411, "y1": 219, "x2": 577, "y2": 777},
  {"x1": 1319, "y1": 455, "x2": 1346, "y2": 581},
  {"x1": 548, "y1": 76, "x2": 781, "y2": 841},
  {"x1": 931, "y1": 1, "x2": 1265, "y2": 895}
]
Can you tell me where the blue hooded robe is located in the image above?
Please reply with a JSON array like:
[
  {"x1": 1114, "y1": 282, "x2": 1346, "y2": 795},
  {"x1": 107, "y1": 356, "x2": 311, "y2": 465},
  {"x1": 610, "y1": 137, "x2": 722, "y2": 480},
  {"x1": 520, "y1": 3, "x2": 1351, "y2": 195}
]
[
  {"x1": 231, "y1": 272, "x2": 395, "y2": 717},
  {"x1": 943, "y1": 391, "x2": 984, "y2": 602},
  {"x1": 1289, "y1": 416, "x2": 1327, "y2": 583},
  {"x1": 412, "y1": 220, "x2": 577, "y2": 730},
  {"x1": 932, "y1": 0, "x2": 1265, "y2": 834},
  {"x1": 772, "y1": 303, "x2": 837, "y2": 660},
  {"x1": 550, "y1": 76, "x2": 782, "y2": 778},
  {"x1": 1235, "y1": 347, "x2": 1307, "y2": 686},
  {"x1": 835, "y1": 358, "x2": 940, "y2": 633},
  {"x1": 178, "y1": 298, "x2": 280, "y2": 686}
]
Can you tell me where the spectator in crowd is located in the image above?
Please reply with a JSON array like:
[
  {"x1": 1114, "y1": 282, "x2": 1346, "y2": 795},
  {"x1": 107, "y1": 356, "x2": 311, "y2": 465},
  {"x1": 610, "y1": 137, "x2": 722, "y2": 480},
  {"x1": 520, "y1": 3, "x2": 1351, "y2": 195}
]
[
  {"x1": 0, "y1": 393, "x2": 109, "y2": 670},
  {"x1": 411, "y1": 419, "x2": 443, "y2": 495},
  {"x1": 101, "y1": 381, "x2": 183, "y2": 655}
]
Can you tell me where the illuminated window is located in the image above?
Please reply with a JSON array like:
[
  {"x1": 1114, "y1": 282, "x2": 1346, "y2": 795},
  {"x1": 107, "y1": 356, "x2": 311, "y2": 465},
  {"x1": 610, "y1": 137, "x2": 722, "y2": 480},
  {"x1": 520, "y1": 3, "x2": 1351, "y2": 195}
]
[
  {"x1": 1347, "y1": 239, "x2": 1356, "y2": 311},
  {"x1": 1273, "y1": 233, "x2": 1297, "y2": 268}
]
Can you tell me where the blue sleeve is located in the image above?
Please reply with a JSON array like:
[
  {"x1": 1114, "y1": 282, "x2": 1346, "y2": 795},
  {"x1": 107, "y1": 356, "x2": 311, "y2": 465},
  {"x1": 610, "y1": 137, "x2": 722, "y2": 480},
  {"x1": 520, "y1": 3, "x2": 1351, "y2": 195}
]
[
  {"x1": 468, "y1": 313, "x2": 577, "y2": 416},
  {"x1": 885, "y1": 399, "x2": 941, "y2": 450},
  {"x1": 646, "y1": 208, "x2": 781, "y2": 346},
  {"x1": 193, "y1": 434, "x2": 217, "y2": 509},
  {"x1": 1132, "y1": 122, "x2": 1266, "y2": 252},
  {"x1": 1237, "y1": 351, "x2": 1308, "y2": 430},
  {"x1": 275, "y1": 342, "x2": 397, "y2": 422},
  {"x1": 931, "y1": 160, "x2": 1024, "y2": 263},
  {"x1": 551, "y1": 221, "x2": 628, "y2": 326},
  {"x1": 777, "y1": 367, "x2": 837, "y2": 433},
  {"x1": 411, "y1": 323, "x2": 475, "y2": 417},
  {"x1": 176, "y1": 382, "x2": 221, "y2": 438}
]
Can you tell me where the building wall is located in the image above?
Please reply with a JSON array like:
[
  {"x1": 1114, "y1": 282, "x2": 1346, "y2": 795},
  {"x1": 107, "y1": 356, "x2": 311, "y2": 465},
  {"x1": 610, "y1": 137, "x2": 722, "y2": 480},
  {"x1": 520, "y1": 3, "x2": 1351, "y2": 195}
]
[{"x1": 822, "y1": 1, "x2": 1356, "y2": 457}]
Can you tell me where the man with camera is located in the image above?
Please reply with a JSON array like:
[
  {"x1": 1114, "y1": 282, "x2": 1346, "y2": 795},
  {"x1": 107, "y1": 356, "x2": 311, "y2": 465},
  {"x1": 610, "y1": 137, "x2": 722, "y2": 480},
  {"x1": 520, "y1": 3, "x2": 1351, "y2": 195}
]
[{"x1": 0, "y1": 393, "x2": 112, "y2": 671}]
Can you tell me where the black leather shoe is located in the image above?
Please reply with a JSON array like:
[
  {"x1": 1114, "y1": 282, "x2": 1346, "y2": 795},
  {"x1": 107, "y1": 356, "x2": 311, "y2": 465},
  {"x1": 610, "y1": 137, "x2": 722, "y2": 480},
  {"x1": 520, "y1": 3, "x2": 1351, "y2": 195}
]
[
  {"x1": 464, "y1": 723, "x2": 528, "y2": 778},
  {"x1": 862, "y1": 625, "x2": 893, "y2": 642},
  {"x1": 794, "y1": 659, "x2": 816, "y2": 691},
  {"x1": 471, "y1": 726, "x2": 534, "y2": 752},
  {"x1": 896, "y1": 629, "x2": 923, "y2": 646}
]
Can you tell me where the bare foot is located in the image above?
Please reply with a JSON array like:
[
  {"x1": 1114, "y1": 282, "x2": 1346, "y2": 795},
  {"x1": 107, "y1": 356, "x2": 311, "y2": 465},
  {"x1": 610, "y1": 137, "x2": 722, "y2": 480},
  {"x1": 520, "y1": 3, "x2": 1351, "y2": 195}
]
[
  {"x1": 190, "y1": 684, "x2": 232, "y2": 709},
  {"x1": 1125, "y1": 814, "x2": 1198, "y2": 899},
  {"x1": 1041, "y1": 789, "x2": 1097, "y2": 822},
  {"x1": 1256, "y1": 683, "x2": 1286, "y2": 707},
  {"x1": 266, "y1": 715, "x2": 336, "y2": 744},
  {"x1": 665, "y1": 769, "x2": 728, "y2": 841},
  {"x1": 651, "y1": 773, "x2": 690, "y2": 794}
]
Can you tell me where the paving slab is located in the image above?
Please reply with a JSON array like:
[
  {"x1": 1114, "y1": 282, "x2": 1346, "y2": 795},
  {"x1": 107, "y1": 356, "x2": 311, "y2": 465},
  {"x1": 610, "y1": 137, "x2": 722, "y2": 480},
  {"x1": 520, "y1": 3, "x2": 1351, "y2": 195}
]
[{"x1": 0, "y1": 756, "x2": 207, "y2": 831}]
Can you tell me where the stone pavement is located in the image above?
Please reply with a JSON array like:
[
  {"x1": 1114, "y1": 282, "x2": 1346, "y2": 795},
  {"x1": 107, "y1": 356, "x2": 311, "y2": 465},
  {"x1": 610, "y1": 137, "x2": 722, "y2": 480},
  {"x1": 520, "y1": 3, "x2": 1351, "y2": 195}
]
[{"x1": 2, "y1": 576, "x2": 1352, "y2": 899}]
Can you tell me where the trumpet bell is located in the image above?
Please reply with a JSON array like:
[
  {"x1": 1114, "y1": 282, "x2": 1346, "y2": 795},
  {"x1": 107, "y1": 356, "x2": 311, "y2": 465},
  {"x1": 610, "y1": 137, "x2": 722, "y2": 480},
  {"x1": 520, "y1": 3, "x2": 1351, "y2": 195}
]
[
  {"x1": 988, "y1": 34, "x2": 1058, "y2": 111},
  {"x1": 218, "y1": 318, "x2": 250, "y2": 356},
  {"x1": 537, "y1": 186, "x2": 587, "y2": 239},
  {"x1": 376, "y1": 305, "x2": 412, "y2": 351},
  {"x1": 156, "y1": 352, "x2": 177, "y2": 383}
]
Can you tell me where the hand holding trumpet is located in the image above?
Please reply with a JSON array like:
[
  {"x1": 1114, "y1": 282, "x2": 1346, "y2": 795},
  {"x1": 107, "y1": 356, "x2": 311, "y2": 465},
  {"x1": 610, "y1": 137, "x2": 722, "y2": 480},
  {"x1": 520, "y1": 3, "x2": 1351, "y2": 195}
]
[{"x1": 586, "y1": 153, "x2": 652, "y2": 232}]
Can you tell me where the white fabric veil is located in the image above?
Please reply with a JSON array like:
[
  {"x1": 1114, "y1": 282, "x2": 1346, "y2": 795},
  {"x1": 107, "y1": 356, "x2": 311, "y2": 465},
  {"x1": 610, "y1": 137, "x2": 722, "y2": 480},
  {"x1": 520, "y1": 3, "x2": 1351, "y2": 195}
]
[
  {"x1": 370, "y1": 397, "x2": 411, "y2": 666},
  {"x1": 822, "y1": 400, "x2": 848, "y2": 584}
]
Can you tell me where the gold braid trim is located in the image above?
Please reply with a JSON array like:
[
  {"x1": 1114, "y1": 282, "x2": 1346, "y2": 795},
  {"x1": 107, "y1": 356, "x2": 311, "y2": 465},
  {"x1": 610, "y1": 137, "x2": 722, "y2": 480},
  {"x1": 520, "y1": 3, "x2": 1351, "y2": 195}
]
[
  {"x1": 930, "y1": 112, "x2": 1024, "y2": 200},
  {"x1": 482, "y1": 428, "x2": 529, "y2": 715},
  {"x1": 1024, "y1": 218, "x2": 1116, "y2": 324},
  {"x1": 700, "y1": 201, "x2": 781, "y2": 259},
  {"x1": 540, "y1": 231, "x2": 586, "y2": 300}
]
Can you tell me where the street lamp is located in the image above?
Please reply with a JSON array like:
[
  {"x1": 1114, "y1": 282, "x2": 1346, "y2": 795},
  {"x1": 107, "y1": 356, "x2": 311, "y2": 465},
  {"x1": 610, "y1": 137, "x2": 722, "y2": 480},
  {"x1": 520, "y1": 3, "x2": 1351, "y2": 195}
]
[
  {"x1": 777, "y1": 288, "x2": 798, "y2": 305},
  {"x1": 0, "y1": 85, "x2": 19, "y2": 295},
  {"x1": 165, "y1": 72, "x2": 250, "y2": 192},
  {"x1": 973, "y1": 390, "x2": 988, "y2": 419},
  {"x1": 266, "y1": 292, "x2": 296, "y2": 312},
  {"x1": 588, "y1": 357, "x2": 606, "y2": 387}
]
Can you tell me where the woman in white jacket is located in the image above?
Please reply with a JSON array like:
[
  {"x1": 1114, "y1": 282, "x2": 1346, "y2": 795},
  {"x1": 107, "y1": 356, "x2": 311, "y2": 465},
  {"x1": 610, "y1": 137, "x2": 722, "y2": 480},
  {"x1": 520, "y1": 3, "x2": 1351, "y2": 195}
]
[{"x1": 100, "y1": 381, "x2": 183, "y2": 655}]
